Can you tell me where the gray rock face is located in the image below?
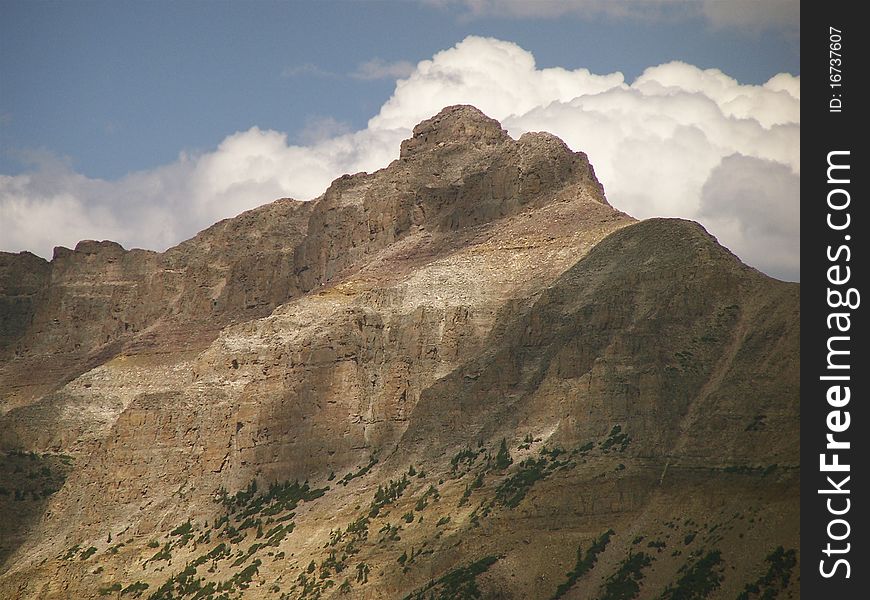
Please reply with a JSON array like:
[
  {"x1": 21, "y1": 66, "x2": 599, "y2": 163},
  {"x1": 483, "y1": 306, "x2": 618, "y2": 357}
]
[{"x1": 0, "y1": 106, "x2": 797, "y2": 600}]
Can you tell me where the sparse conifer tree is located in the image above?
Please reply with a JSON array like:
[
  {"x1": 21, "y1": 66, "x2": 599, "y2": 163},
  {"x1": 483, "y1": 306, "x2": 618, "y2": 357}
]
[{"x1": 495, "y1": 438, "x2": 513, "y2": 470}]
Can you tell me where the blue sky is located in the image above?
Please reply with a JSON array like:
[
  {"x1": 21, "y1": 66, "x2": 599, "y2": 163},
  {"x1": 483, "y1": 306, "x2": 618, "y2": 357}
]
[
  {"x1": 1, "y1": 0, "x2": 798, "y2": 179},
  {"x1": 0, "y1": 0, "x2": 800, "y2": 280}
]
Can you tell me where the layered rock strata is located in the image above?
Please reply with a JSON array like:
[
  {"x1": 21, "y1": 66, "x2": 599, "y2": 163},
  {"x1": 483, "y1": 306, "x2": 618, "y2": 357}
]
[{"x1": 0, "y1": 106, "x2": 798, "y2": 600}]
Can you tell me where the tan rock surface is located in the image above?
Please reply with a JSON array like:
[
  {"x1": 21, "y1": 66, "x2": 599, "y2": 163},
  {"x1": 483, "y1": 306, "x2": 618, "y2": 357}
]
[{"x1": 0, "y1": 106, "x2": 797, "y2": 600}]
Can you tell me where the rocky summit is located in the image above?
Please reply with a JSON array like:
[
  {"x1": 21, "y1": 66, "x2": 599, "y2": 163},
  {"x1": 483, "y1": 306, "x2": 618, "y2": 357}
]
[{"x1": 0, "y1": 105, "x2": 798, "y2": 600}]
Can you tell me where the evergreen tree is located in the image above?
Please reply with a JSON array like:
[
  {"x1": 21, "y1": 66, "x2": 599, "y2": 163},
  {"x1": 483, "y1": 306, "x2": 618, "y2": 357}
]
[{"x1": 495, "y1": 438, "x2": 513, "y2": 469}]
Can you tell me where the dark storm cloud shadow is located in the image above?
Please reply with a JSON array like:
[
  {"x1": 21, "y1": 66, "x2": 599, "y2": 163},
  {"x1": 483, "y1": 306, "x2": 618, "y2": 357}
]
[{"x1": 698, "y1": 153, "x2": 799, "y2": 282}]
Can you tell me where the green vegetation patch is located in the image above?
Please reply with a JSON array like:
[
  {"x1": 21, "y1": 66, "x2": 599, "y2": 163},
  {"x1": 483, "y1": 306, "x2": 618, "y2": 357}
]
[
  {"x1": 450, "y1": 447, "x2": 485, "y2": 475},
  {"x1": 600, "y1": 425, "x2": 631, "y2": 453},
  {"x1": 217, "y1": 479, "x2": 328, "y2": 521},
  {"x1": 147, "y1": 542, "x2": 172, "y2": 564},
  {"x1": 403, "y1": 555, "x2": 500, "y2": 600},
  {"x1": 400, "y1": 545, "x2": 434, "y2": 572},
  {"x1": 131, "y1": 476, "x2": 328, "y2": 600},
  {"x1": 599, "y1": 552, "x2": 653, "y2": 600},
  {"x1": 0, "y1": 450, "x2": 72, "y2": 503},
  {"x1": 736, "y1": 546, "x2": 797, "y2": 600},
  {"x1": 552, "y1": 529, "x2": 615, "y2": 599},
  {"x1": 170, "y1": 520, "x2": 193, "y2": 536},
  {"x1": 121, "y1": 581, "x2": 150, "y2": 597},
  {"x1": 659, "y1": 550, "x2": 724, "y2": 600},
  {"x1": 483, "y1": 441, "x2": 591, "y2": 510},
  {"x1": 494, "y1": 438, "x2": 513, "y2": 470},
  {"x1": 339, "y1": 455, "x2": 379, "y2": 486},
  {"x1": 99, "y1": 583, "x2": 122, "y2": 596},
  {"x1": 493, "y1": 456, "x2": 548, "y2": 508},
  {"x1": 369, "y1": 475, "x2": 410, "y2": 517},
  {"x1": 459, "y1": 471, "x2": 485, "y2": 507}
]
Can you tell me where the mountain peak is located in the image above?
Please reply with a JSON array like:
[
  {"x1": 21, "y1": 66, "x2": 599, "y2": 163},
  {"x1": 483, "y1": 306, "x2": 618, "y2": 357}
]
[
  {"x1": 0, "y1": 102, "x2": 799, "y2": 600},
  {"x1": 399, "y1": 104, "x2": 509, "y2": 159}
]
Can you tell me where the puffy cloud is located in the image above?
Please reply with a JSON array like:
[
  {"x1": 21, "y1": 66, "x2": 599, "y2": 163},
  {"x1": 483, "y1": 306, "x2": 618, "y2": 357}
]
[
  {"x1": 370, "y1": 36, "x2": 625, "y2": 131},
  {"x1": 351, "y1": 58, "x2": 416, "y2": 80},
  {"x1": 296, "y1": 116, "x2": 353, "y2": 145},
  {"x1": 497, "y1": 64, "x2": 799, "y2": 215},
  {"x1": 365, "y1": 38, "x2": 799, "y2": 279},
  {"x1": 0, "y1": 36, "x2": 798, "y2": 281},
  {"x1": 0, "y1": 157, "x2": 188, "y2": 257},
  {"x1": 698, "y1": 154, "x2": 799, "y2": 281},
  {"x1": 0, "y1": 127, "x2": 406, "y2": 258},
  {"x1": 632, "y1": 62, "x2": 799, "y2": 127}
]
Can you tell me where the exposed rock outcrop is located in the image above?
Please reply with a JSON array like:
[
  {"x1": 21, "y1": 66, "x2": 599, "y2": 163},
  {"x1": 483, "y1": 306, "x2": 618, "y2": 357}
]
[{"x1": 0, "y1": 106, "x2": 798, "y2": 600}]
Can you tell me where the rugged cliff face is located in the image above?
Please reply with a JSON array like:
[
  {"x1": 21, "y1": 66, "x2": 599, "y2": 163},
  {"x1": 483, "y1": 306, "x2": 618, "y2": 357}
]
[{"x1": 0, "y1": 106, "x2": 798, "y2": 600}]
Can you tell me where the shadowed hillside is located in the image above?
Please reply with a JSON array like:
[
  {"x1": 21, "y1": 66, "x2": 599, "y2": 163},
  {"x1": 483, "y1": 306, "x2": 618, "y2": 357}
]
[{"x1": 0, "y1": 106, "x2": 798, "y2": 600}]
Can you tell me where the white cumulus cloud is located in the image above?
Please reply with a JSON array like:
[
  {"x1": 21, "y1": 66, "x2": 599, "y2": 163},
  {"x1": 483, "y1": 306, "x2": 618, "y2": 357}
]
[{"x1": 0, "y1": 35, "x2": 798, "y2": 281}]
